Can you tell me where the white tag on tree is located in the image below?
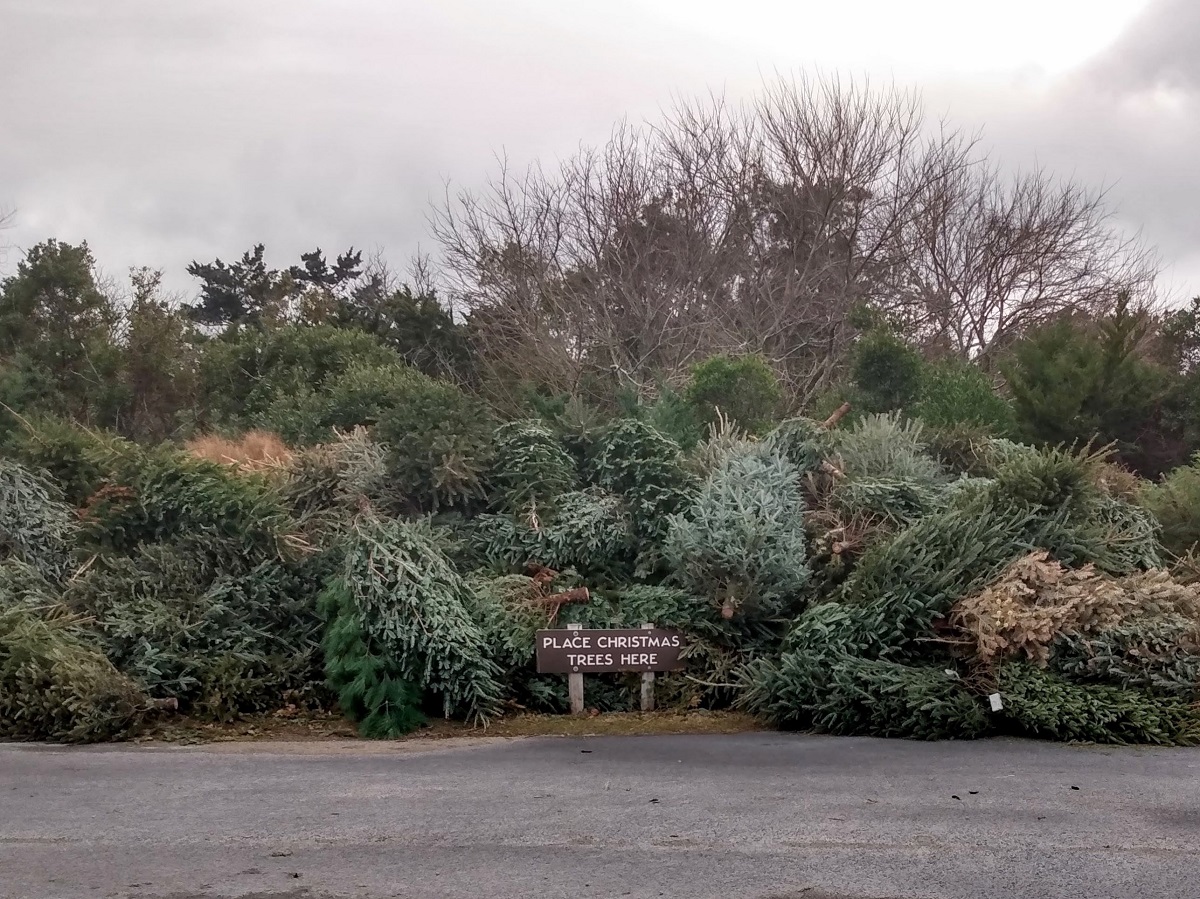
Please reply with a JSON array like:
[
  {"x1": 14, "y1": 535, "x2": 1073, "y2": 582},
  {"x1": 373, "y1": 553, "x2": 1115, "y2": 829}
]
[{"x1": 989, "y1": 693, "x2": 1004, "y2": 712}]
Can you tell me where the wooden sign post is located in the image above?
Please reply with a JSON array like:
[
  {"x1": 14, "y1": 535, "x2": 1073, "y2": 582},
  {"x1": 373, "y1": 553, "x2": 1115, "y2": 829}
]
[
  {"x1": 640, "y1": 623, "x2": 655, "y2": 712},
  {"x1": 567, "y1": 624, "x2": 585, "y2": 714},
  {"x1": 535, "y1": 624, "x2": 686, "y2": 714}
]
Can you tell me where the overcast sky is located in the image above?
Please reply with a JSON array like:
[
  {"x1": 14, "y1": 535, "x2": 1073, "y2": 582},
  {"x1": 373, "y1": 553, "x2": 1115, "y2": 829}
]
[{"x1": 0, "y1": 0, "x2": 1196, "y2": 301}]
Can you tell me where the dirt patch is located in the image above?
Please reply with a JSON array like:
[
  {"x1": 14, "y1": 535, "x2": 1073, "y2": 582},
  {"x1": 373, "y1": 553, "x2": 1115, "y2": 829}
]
[{"x1": 135, "y1": 709, "x2": 763, "y2": 747}]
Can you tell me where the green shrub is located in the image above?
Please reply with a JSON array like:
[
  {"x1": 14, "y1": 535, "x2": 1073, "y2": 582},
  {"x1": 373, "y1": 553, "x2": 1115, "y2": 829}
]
[
  {"x1": 1144, "y1": 456, "x2": 1200, "y2": 558},
  {"x1": 914, "y1": 360, "x2": 1014, "y2": 435},
  {"x1": 196, "y1": 324, "x2": 401, "y2": 435},
  {"x1": 644, "y1": 386, "x2": 704, "y2": 450},
  {"x1": 684, "y1": 354, "x2": 782, "y2": 434},
  {"x1": 261, "y1": 361, "x2": 427, "y2": 446},
  {"x1": 318, "y1": 362, "x2": 422, "y2": 436},
  {"x1": 851, "y1": 330, "x2": 924, "y2": 413}
]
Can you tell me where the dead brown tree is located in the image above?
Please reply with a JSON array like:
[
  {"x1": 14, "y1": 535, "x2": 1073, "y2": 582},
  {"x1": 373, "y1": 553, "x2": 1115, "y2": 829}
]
[
  {"x1": 431, "y1": 74, "x2": 1157, "y2": 406},
  {"x1": 893, "y1": 164, "x2": 1159, "y2": 365}
]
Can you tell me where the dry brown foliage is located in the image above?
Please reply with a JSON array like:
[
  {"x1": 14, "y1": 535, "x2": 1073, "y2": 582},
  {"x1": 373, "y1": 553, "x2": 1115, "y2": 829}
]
[
  {"x1": 1093, "y1": 461, "x2": 1144, "y2": 501},
  {"x1": 185, "y1": 431, "x2": 293, "y2": 472},
  {"x1": 951, "y1": 551, "x2": 1200, "y2": 667}
]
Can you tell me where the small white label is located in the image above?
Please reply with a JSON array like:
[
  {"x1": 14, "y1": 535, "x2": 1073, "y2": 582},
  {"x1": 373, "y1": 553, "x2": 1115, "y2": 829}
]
[{"x1": 989, "y1": 693, "x2": 1004, "y2": 712}]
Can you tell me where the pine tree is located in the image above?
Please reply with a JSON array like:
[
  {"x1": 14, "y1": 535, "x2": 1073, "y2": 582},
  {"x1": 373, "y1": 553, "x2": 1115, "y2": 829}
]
[
  {"x1": 319, "y1": 582, "x2": 425, "y2": 738},
  {"x1": 665, "y1": 451, "x2": 810, "y2": 620}
]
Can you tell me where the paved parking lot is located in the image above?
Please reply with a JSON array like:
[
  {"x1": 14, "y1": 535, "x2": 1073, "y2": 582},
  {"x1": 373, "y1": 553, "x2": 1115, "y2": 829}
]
[{"x1": 3, "y1": 733, "x2": 1199, "y2": 898}]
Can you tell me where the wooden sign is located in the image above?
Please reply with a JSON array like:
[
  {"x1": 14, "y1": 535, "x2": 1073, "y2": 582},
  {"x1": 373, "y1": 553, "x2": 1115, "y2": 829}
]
[{"x1": 535, "y1": 627, "x2": 685, "y2": 674}]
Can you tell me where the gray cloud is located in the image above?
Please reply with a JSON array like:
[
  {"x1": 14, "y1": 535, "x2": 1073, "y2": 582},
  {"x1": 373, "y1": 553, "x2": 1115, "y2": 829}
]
[
  {"x1": 928, "y1": 0, "x2": 1200, "y2": 299},
  {"x1": 0, "y1": 0, "x2": 1196, "y2": 300}
]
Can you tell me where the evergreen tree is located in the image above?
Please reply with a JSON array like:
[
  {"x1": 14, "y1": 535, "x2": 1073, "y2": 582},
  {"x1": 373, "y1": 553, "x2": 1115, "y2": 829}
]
[
  {"x1": 185, "y1": 244, "x2": 286, "y2": 329},
  {"x1": 333, "y1": 283, "x2": 472, "y2": 381},
  {"x1": 665, "y1": 451, "x2": 810, "y2": 620},
  {"x1": 684, "y1": 354, "x2": 782, "y2": 434},
  {"x1": 1004, "y1": 296, "x2": 1168, "y2": 472},
  {"x1": 0, "y1": 239, "x2": 121, "y2": 424},
  {"x1": 851, "y1": 329, "x2": 924, "y2": 414}
]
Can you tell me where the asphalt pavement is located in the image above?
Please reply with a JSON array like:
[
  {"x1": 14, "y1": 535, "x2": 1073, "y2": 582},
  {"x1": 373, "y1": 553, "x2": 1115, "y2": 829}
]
[{"x1": 2, "y1": 732, "x2": 1199, "y2": 899}]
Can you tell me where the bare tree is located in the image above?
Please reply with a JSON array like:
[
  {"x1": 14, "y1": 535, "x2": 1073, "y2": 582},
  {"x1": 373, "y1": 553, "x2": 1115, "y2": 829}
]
[
  {"x1": 431, "y1": 74, "x2": 1157, "y2": 406},
  {"x1": 894, "y1": 165, "x2": 1158, "y2": 364}
]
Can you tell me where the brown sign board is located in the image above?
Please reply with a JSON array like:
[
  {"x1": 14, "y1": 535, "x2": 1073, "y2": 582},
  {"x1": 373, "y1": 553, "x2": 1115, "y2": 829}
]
[{"x1": 535, "y1": 628, "x2": 686, "y2": 674}]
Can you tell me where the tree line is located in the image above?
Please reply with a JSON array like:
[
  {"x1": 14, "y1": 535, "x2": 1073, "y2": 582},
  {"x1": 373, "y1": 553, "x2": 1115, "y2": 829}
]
[{"x1": 1, "y1": 75, "x2": 1197, "y2": 477}]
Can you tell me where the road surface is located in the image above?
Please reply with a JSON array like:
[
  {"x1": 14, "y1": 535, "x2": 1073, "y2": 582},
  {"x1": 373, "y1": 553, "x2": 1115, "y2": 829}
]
[{"x1": 2, "y1": 733, "x2": 1199, "y2": 898}]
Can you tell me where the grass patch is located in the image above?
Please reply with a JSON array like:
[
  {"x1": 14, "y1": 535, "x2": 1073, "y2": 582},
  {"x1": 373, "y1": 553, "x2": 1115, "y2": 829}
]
[{"x1": 136, "y1": 709, "x2": 763, "y2": 744}]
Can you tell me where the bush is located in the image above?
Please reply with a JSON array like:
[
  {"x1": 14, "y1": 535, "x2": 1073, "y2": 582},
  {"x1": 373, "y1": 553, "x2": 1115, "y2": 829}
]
[
  {"x1": 253, "y1": 361, "x2": 426, "y2": 446},
  {"x1": 319, "y1": 362, "x2": 422, "y2": 435},
  {"x1": 1002, "y1": 305, "x2": 1170, "y2": 474},
  {"x1": 643, "y1": 385, "x2": 704, "y2": 450},
  {"x1": 1144, "y1": 456, "x2": 1200, "y2": 558},
  {"x1": 196, "y1": 324, "x2": 401, "y2": 437},
  {"x1": 914, "y1": 360, "x2": 1014, "y2": 435},
  {"x1": 666, "y1": 451, "x2": 810, "y2": 621},
  {"x1": 851, "y1": 330, "x2": 924, "y2": 414},
  {"x1": 684, "y1": 354, "x2": 782, "y2": 434}
]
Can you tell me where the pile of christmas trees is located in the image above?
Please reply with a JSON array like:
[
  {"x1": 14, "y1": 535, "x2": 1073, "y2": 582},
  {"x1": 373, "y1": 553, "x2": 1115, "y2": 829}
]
[
  {"x1": 741, "y1": 422, "x2": 1200, "y2": 743},
  {"x1": 4, "y1": 405, "x2": 1200, "y2": 745}
]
